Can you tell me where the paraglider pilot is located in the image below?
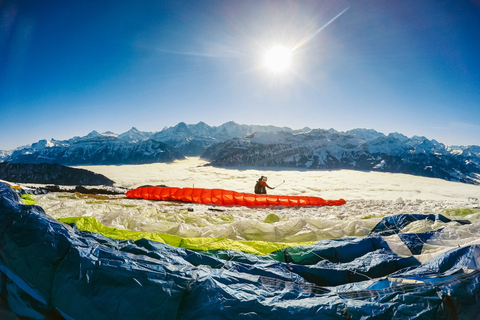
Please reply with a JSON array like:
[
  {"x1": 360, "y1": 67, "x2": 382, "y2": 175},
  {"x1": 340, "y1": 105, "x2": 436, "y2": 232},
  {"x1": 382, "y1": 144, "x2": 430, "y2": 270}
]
[{"x1": 254, "y1": 176, "x2": 274, "y2": 194}]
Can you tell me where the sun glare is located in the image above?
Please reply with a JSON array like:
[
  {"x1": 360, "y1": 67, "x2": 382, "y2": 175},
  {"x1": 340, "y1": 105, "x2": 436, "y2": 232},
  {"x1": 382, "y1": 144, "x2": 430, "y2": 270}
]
[{"x1": 264, "y1": 45, "x2": 292, "y2": 73}]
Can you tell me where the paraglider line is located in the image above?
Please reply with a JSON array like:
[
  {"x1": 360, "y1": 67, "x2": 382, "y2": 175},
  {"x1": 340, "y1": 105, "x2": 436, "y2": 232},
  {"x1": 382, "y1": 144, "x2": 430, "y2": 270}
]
[{"x1": 274, "y1": 180, "x2": 286, "y2": 189}]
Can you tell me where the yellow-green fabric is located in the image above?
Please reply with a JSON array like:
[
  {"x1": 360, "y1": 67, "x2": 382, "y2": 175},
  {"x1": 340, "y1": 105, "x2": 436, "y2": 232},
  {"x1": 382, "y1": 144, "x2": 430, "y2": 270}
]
[
  {"x1": 21, "y1": 194, "x2": 37, "y2": 205},
  {"x1": 58, "y1": 216, "x2": 314, "y2": 255}
]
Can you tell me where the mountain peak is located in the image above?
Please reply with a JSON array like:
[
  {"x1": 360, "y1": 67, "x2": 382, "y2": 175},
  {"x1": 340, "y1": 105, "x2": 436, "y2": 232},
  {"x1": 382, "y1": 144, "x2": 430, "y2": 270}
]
[
  {"x1": 118, "y1": 127, "x2": 153, "y2": 143},
  {"x1": 86, "y1": 130, "x2": 100, "y2": 138},
  {"x1": 85, "y1": 130, "x2": 117, "y2": 139},
  {"x1": 175, "y1": 122, "x2": 188, "y2": 128},
  {"x1": 196, "y1": 121, "x2": 209, "y2": 127}
]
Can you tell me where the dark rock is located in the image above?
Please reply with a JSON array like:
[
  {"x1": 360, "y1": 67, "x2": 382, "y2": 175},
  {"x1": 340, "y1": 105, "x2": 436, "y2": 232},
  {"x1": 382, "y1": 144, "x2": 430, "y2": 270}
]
[{"x1": 0, "y1": 163, "x2": 115, "y2": 186}]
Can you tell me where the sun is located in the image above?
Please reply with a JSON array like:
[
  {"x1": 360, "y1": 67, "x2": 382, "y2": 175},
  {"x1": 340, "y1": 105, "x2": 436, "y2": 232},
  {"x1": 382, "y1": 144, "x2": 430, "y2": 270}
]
[{"x1": 264, "y1": 45, "x2": 292, "y2": 73}]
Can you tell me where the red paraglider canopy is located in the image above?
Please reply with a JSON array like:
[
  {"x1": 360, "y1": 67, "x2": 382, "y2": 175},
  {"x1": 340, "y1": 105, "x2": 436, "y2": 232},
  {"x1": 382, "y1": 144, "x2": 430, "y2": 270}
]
[{"x1": 126, "y1": 186, "x2": 346, "y2": 207}]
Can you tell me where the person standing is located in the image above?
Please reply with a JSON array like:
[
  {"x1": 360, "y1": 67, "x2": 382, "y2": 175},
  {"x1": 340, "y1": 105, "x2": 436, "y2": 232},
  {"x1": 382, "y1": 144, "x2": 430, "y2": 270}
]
[{"x1": 254, "y1": 176, "x2": 274, "y2": 194}]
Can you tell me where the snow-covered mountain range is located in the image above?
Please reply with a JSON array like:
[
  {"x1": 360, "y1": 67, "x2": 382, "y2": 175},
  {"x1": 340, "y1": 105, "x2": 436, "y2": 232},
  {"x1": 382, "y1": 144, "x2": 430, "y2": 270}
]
[
  {"x1": 202, "y1": 129, "x2": 480, "y2": 184},
  {"x1": 2, "y1": 130, "x2": 184, "y2": 166},
  {"x1": 1, "y1": 121, "x2": 479, "y2": 184},
  {"x1": 0, "y1": 122, "x2": 301, "y2": 165}
]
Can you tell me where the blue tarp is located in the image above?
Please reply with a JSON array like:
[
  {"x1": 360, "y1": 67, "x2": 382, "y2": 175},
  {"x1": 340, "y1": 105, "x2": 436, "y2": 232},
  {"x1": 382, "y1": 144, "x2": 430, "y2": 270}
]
[{"x1": 1, "y1": 182, "x2": 479, "y2": 319}]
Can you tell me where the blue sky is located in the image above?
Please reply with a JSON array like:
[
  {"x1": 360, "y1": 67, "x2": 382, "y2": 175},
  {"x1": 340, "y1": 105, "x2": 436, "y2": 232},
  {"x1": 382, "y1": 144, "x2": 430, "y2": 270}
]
[{"x1": 1, "y1": 0, "x2": 480, "y2": 150}]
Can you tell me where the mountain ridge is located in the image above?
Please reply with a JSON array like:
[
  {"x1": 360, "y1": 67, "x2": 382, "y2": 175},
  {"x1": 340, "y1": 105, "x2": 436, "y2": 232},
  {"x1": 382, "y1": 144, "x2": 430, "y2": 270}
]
[
  {"x1": 200, "y1": 127, "x2": 480, "y2": 185},
  {"x1": 1, "y1": 121, "x2": 479, "y2": 185},
  {"x1": 0, "y1": 162, "x2": 114, "y2": 186}
]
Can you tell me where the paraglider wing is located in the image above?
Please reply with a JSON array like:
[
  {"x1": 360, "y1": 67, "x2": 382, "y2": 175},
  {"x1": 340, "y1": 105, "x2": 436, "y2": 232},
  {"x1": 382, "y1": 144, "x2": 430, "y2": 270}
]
[{"x1": 126, "y1": 186, "x2": 346, "y2": 207}]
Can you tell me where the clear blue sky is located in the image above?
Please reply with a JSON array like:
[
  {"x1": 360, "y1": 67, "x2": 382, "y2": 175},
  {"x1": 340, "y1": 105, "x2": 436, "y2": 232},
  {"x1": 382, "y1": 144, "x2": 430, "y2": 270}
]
[{"x1": 1, "y1": 0, "x2": 480, "y2": 150}]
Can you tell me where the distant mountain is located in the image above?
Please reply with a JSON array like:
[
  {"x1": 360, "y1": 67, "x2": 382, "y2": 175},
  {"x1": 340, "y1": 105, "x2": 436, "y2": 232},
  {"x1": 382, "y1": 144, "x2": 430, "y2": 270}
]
[
  {"x1": 0, "y1": 162, "x2": 114, "y2": 186},
  {"x1": 1, "y1": 122, "x2": 479, "y2": 184},
  {"x1": 448, "y1": 145, "x2": 480, "y2": 167},
  {"x1": 118, "y1": 127, "x2": 155, "y2": 143},
  {"x1": 151, "y1": 121, "x2": 304, "y2": 156},
  {"x1": 201, "y1": 129, "x2": 480, "y2": 185},
  {"x1": 0, "y1": 150, "x2": 12, "y2": 162},
  {"x1": 5, "y1": 130, "x2": 184, "y2": 165},
  {"x1": 2, "y1": 122, "x2": 303, "y2": 164}
]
